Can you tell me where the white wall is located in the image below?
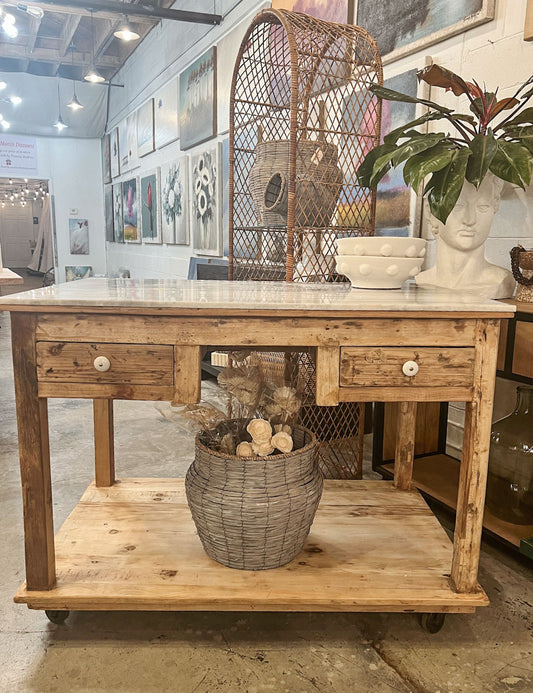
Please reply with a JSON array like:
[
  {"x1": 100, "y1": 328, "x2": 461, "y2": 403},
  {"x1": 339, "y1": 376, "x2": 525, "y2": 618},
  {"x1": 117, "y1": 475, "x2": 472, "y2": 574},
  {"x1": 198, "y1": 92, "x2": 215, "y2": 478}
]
[{"x1": 36, "y1": 137, "x2": 105, "y2": 283}]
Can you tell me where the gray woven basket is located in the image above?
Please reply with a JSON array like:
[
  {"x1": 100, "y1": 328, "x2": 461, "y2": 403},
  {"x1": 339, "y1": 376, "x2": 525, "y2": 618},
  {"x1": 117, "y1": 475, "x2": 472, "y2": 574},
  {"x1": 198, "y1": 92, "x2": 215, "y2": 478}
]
[{"x1": 185, "y1": 423, "x2": 322, "y2": 570}]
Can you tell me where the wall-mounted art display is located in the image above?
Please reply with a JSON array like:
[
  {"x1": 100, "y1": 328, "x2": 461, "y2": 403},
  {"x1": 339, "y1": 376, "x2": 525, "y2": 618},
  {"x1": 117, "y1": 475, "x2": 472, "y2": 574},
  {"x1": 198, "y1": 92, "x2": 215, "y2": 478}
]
[
  {"x1": 137, "y1": 99, "x2": 155, "y2": 157},
  {"x1": 112, "y1": 183, "x2": 124, "y2": 243},
  {"x1": 119, "y1": 118, "x2": 129, "y2": 172},
  {"x1": 69, "y1": 218, "x2": 90, "y2": 254},
  {"x1": 122, "y1": 178, "x2": 139, "y2": 242},
  {"x1": 220, "y1": 137, "x2": 230, "y2": 257},
  {"x1": 65, "y1": 265, "x2": 92, "y2": 281},
  {"x1": 140, "y1": 171, "x2": 161, "y2": 243},
  {"x1": 104, "y1": 186, "x2": 114, "y2": 242},
  {"x1": 155, "y1": 79, "x2": 179, "y2": 149},
  {"x1": 179, "y1": 47, "x2": 217, "y2": 150},
  {"x1": 160, "y1": 156, "x2": 189, "y2": 244},
  {"x1": 110, "y1": 127, "x2": 120, "y2": 178},
  {"x1": 357, "y1": 0, "x2": 495, "y2": 65},
  {"x1": 272, "y1": 0, "x2": 352, "y2": 22},
  {"x1": 127, "y1": 112, "x2": 138, "y2": 170},
  {"x1": 191, "y1": 145, "x2": 220, "y2": 256},
  {"x1": 102, "y1": 135, "x2": 111, "y2": 184}
]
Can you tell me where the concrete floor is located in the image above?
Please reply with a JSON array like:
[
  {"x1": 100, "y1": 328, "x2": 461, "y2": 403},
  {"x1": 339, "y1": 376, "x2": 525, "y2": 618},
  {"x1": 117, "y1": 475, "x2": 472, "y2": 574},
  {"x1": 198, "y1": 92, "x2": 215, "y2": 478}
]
[{"x1": 0, "y1": 276, "x2": 532, "y2": 693}]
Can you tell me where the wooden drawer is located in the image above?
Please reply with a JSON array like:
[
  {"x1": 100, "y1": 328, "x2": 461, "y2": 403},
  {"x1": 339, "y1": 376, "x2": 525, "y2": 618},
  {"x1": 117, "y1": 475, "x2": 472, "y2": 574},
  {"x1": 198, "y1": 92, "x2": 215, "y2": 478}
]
[
  {"x1": 339, "y1": 347, "x2": 475, "y2": 388},
  {"x1": 36, "y1": 342, "x2": 174, "y2": 384}
]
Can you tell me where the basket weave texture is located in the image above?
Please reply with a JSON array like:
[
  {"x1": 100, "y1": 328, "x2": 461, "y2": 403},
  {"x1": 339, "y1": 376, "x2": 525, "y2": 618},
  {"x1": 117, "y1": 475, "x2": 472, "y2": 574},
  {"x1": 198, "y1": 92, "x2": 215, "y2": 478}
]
[{"x1": 185, "y1": 424, "x2": 322, "y2": 570}]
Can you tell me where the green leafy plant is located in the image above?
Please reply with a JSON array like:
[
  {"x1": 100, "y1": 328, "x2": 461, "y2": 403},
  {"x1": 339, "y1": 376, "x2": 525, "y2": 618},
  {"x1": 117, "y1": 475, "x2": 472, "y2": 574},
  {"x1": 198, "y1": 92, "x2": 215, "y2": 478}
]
[{"x1": 357, "y1": 65, "x2": 533, "y2": 223}]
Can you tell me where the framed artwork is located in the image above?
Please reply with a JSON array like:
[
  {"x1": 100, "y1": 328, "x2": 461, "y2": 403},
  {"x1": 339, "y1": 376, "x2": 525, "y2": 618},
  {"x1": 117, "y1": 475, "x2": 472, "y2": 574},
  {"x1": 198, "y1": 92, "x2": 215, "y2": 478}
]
[
  {"x1": 137, "y1": 100, "x2": 155, "y2": 157},
  {"x1": 69, "y1": 218, "x2": 89, "y2": 254},
  {"x1": 104, "y1": 186, "x2": 114, "y2": 242},
  {"x1": 112, "y1": 183, "x2": 124, "y2": 243},
  {"x1": 272, "y1": 0, "x2": 352, "y2": 23},
  {"x1": 179, "y1": 47, "x2": 217, "y2": 150},
  {"x1": 357, "y1": 0, "x2": 495, "y2": 65},
  {"x1": 119, "y1": 118, "x2": 129, "y2": 172},
  {"x1": 155, "y1": 79, "x2": 179, "y2": 149},
  {"x1": 160, "y1": 156, "x2": 189, "y2": 245},
  {"x1": 220, "y1": 137, "x2": 230, "y2": 257},
  {"x1": 65, "y1": 266, "x2": 92, "y2": 282},
  {"x1": 140, "y1": 171, "x2": 161, "y2": 243},
  {"x1": 110, "y1": 127, "x2": 120, "y2": 178},
  {"x1": 191, "y1": 145, "x2": 220, "y2": 256},
  {"x1": 102, "y1": 135, "x2": 111, "y2": 184},
  {"x1": 122, "y1": 178, "x2": 140, "y2": 242},
  {"x1": 127, "y1": 112, "x2": 138, "y2": 170}
]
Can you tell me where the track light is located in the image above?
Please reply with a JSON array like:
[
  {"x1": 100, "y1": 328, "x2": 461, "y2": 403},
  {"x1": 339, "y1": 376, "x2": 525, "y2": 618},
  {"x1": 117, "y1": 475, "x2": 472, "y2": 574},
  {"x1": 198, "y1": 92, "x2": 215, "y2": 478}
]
[{"x1": 114, "y1": 17, "x2": 139, "y2": 42}]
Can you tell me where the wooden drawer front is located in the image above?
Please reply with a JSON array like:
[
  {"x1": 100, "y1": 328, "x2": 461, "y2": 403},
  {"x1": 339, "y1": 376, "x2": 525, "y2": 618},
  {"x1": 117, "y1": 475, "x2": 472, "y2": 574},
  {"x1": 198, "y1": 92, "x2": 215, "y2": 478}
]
[
  {"x1": 36, "y1": 342, "x2": 174, "y2": 384},
  {"x1": 339, "y1": 347, "x2": 475, "y2": 388}
]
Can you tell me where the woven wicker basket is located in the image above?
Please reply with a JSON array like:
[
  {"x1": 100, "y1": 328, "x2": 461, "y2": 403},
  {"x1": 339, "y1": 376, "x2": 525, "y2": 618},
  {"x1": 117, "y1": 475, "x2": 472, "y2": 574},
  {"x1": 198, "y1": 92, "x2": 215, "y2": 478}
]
[{"x1": 185, "y1": 423, "x2": 322, "y2": 570}]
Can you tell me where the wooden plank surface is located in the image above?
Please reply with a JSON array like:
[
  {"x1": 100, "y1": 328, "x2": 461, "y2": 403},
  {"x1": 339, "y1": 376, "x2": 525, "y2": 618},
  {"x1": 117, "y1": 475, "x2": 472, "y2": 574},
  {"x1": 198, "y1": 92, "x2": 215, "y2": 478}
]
[
  {"x1": 93, "y1": 400, "x2": 114, "y2": 487},
  {"x1": 382, "y1": 402, "x2": 443, "y2": 460},
  {"x1": 38, "y1": 383, "x2": 175, "y2": 400},
  {"x1": 15, "y1": 479, "x2": 488, "y2": 612},
  {"x1": 315, "y1": 346, "x2": 340, "y2": 406},
  {"x1": 512, "y1": 321, "x2": 533, "y2": 379},
  {"x1": 338, "y1": 386, "x2": 472, "y2": 402},
  {"x1": 394, "y1": 402, "x2": 417, "y2": 490}
]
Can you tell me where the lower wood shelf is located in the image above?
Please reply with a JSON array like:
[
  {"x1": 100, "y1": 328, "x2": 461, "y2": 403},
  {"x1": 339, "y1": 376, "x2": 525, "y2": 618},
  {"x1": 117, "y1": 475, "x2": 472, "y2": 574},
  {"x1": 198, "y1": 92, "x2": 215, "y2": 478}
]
[
  {"x1": 381, "y1": 455, "x2": 533, "y2": 550},
  {"x1": 15, "y1": 478, "x2": 488, "y2": 614}
]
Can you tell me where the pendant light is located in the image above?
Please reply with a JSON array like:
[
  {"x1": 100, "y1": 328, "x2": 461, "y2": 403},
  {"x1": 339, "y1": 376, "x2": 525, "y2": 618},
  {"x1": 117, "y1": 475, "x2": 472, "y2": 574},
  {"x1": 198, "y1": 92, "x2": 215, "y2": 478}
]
[
  {"x1": 54, "y1": 82, "x2": 68, "y2": 131},
  {"x1": 84, "y1": 11, "x2": 105, "y2": 83},
  {"x1": 67, "y1": 45, "x2": 83, "y2": 110},
  {"x1": 114, "y1": 16, "x2": 139, "y2": 42}
]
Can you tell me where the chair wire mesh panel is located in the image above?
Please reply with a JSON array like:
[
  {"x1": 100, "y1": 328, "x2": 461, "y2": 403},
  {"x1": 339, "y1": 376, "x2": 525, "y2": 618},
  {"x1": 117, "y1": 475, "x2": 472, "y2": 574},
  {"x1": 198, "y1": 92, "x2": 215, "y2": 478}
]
[{"x1": 228, "y1": 9, "x2": 382, "y2": 479}]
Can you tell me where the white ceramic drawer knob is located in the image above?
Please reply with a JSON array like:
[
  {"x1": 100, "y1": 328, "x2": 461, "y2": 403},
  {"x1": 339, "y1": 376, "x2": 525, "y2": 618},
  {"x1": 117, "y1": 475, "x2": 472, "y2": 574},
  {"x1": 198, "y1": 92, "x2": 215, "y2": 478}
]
[
  {"x1": 93, "y1": 356, "x2": 111, "y2": 372},
  {"x1": 402, "y1": 360, "x2": 419, "y2": 377}
]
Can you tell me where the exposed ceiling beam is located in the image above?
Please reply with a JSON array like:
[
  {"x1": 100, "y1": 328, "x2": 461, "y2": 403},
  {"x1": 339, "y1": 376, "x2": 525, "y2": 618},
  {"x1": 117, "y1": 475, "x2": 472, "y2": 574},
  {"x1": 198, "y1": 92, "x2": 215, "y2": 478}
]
[
  {"x1": 29, "y1": 0, "x2": 222, "y2": 24},
  {"x1": 0, "y1": 42, "x2": 120, "y2": 67},
  {"x1": 26, "y1": 14, "x2": 42, "y2": 54},
  {"x1": 1, "y1": 1, "x2": 157, "y2": 23},
  {"x1": 58, "y1": 14, "x2": 82, "y2": 56}
]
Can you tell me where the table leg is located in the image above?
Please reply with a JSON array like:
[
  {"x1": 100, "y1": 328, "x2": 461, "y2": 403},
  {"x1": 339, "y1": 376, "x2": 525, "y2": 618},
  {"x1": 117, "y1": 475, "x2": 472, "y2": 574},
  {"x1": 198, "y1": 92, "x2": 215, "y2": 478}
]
[
  {"x1": 393, "y1": 401, "x2": 417, "y2": 490},
  {"x1": 94, "y1": 399, "x2": 115, "y2": 486},
  {"x1": 451, "y1": 319, "x2": 500, "y2": 593},
  {"x1": 11, "y1": 313, "x2": 55, "y2": 590}
]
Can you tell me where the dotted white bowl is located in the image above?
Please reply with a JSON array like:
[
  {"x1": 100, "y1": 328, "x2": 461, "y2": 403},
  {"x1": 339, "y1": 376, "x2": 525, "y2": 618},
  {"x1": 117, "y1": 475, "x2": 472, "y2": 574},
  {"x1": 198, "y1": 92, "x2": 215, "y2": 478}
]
[
  {"x1": 335, "y1": 255, "x2": 424, "y2": 289},
  {"x1": 336, "y1": 237, "x2": 427, "y2": 258}
]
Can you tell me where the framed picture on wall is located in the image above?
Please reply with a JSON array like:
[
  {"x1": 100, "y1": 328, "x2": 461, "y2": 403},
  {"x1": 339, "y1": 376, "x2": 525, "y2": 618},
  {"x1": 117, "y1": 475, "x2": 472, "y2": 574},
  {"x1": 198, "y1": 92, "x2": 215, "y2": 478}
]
[
  {"x1": 140, "y1": 171, "x2": 161, "y2": 243},
  {"x1": 112, "y1": 183, "x2": 124, "y2": 243},
  {"x1": 191, "y1": 145, "x2": 220, "y2": 256},
  {"x1": 69, "y1": 218, "x2": 89, "y2": 254},
  {"x1": 122, "y1": 178, "x2": 140, "y2": 243},
  {"x1": 356, "y1": 0, "x2": 495, "y2": 65},
  {"x1": 110, "y1": 127, "x2": 120, "y2": 178},
  {"x1": 104, "y1": 186, "x2": 114, "y2": 242},
  {"x1": 127, "y1": 112, "x2": 139, "y2": 170},
  {"x1": 102, "y1": 135, "x2": 111, "y2": 184},
  {"x1": 160, "y1": 156, "x2": 189, "y2": 245},
  {"x1": 272, "y1": 0, "x2": 353, "y2": 22},
  {"x1": 119, "y1": 118, "x2": 129, "y2": 172},
  {"x1": 179, "y1": 47, "x2": 217, "y2": 150},
  {"x1": 219, "y1": 137, "x2": 230, "y2": 257},
  {"x1": 154, "y1": 79, "x2": 179, "y2": 149},
  {"x1": 65, "y1": 266, "x2": 92, "y2": 281},
  {"x1": 137, "y1": 100, "x2": 155, "y2": 157}
]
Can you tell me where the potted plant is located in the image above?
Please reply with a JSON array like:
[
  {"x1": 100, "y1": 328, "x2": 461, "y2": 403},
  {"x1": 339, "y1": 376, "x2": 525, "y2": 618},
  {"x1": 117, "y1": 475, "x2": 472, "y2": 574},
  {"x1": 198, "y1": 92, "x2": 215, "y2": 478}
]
[{"x1": 357, "y1": 65, "x2": 533, "y2": 298}]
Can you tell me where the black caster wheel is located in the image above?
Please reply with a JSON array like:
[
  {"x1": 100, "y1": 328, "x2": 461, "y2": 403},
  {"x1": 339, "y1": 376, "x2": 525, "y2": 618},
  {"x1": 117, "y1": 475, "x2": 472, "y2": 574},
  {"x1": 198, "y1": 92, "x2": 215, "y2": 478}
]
[
  {"x1": 45, "y1": 610, "x2": 70, "y2": 624},
  {"x1": 417, "y1": 613, "x2": 446, "y2": 633}
]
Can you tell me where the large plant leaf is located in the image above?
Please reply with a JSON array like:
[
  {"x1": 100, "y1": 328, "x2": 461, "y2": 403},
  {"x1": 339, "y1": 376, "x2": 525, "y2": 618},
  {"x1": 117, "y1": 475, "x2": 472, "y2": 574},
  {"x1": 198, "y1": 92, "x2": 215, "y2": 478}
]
[
  {"x1": 384, "y1": 112, "x2": 449, "y2": 144},
  {"x1": 500, "y1": 124, "x2": 533, "y2": 154},
  {"x1": 403, "y1": 142, "x2": 458, "y2": 191},
  {"x1": 427, "y1": 148, "x2": 471, "y2": 223},
  {"x1": 391, "y1": 133, "x2": 446, "y2": 169},
  {"x1": 356, "y1": 142, "x2": 395, "y2": 187},
  {"x1": 489, "y1": 140, "x2": 533, "y2": 188},
  {"x1": 465, "y1": 132, "x2": 498, "y2": 187},
  {"x1": 488, "y1": 97, "x2": 520, "y2": 120},
  {"x1": 417, "y1": 64, "x2": 470, "y2": 96},
  {"x1": 498, "y1": 107, "x2": 533, "y2": 129},
  {"x1": 370, "y1": 84, "x2": 453, "y2": 114}
]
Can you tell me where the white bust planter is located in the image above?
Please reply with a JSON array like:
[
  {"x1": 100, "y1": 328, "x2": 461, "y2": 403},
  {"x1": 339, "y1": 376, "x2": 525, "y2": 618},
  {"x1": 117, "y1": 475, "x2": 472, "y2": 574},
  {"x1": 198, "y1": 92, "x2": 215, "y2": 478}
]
[{"x1": 415, "y1": 174, "x2": 516, "y2": 300}]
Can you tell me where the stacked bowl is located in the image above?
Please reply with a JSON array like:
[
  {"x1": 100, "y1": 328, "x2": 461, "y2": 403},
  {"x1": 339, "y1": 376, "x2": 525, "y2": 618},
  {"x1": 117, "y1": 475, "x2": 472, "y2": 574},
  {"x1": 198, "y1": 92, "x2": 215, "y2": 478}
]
[{"x1": 335, "y1": 237, "x2": 427, "y2": 289}]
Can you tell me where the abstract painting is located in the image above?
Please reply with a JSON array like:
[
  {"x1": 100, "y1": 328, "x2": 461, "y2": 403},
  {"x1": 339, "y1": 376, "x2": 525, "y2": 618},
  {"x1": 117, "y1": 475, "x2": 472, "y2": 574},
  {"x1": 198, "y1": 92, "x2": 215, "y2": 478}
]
[
  {"x1": 104, "y1": 186, "x2": 114, "y2": 242},
  {"x1": 140, "y1": 171, "x2": 161, "y2": 243},
  {"x1": 155, "y1": 79, "x2": 179, "y2": 149},
  {"x1": 137, "y1": 99, "x2": 155, "y2": 157},
  {"x1": 357, "y1": 0, "x2": 495, "y2": 64},
  {"x1": 102, "y1": 134, "x2": 111, "y2": 184},
  {"x1": 65, "y1": 266, "x2": 92, "y2": 282},
  {"x1": 127, "y1": 112, "x2": 138, "y2": 170},
  {"x1": 69, "y1": 218, "x2": 89, "y2": 254},
  {"x1": 119, "y1": 118, "x2": 128, "y2": 172},
  {"x1": 160, "y1": 156, "x2": 189, "y2": 244},
  {"x1": 110, "y1": 127, "x2": 120, "y2": 178},
  {"x1": 112, "y1": 183, "x2": 124, "y2": 243},
  {"x1": 272, "y1": 0, "x2": 352, "y2": 23},
  {"x1": 179, "y1": 47, "x2": 216, "y2": 150},
  {"x1": 191, "y1": 145, "x2": 220, "y2": 256},
  {"x1": 122, "y1": 178, "x2": 139, "y2": 242}
]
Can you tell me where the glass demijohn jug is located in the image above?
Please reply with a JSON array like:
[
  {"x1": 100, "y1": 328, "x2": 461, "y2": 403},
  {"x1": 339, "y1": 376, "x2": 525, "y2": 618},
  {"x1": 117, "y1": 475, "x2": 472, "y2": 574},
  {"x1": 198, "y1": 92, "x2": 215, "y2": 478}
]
[{"x1": 486, "y1": 386, "x2": 533, "y2": 525}]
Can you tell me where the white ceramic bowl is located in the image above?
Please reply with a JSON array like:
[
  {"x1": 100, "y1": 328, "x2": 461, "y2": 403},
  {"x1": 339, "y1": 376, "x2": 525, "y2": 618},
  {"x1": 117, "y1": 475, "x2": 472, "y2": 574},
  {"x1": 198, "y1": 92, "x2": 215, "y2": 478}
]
[
  {"x1": 336, "y1": 236, "x2": 427, "y2": 258},
  {"x1": 335, "y1": 255, "x2": 424, "y2": 289}
]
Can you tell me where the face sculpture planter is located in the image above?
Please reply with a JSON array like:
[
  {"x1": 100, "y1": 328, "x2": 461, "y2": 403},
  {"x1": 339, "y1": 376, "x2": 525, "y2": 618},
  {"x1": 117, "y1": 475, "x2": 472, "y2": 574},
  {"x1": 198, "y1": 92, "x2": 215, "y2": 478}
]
[{"x1": 416, "y1": 174, "x2": 515, "y2": 299}]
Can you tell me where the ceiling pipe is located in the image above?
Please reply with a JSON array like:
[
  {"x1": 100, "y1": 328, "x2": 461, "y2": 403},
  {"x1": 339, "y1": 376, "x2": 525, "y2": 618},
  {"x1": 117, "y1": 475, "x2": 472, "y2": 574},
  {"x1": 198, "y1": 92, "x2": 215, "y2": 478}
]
[{"x1": 33, "y1": 0, "x2": 222, "y2": 24}]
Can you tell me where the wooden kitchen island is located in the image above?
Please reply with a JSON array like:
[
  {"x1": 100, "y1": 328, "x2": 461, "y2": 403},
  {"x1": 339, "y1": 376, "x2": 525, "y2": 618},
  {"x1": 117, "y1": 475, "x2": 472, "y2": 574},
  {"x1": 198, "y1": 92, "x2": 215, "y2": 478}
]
[{"x1": 0, "y1": 278, "x2": 515, "y2": 626}]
